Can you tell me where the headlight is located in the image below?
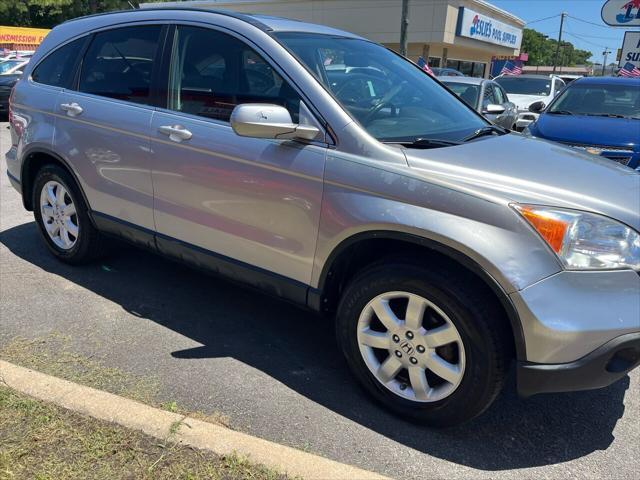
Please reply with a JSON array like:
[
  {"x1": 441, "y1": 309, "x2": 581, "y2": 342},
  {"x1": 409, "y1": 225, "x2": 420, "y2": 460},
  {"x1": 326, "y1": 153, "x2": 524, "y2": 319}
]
[{"x1": 513, "y1": 204, "x2": 640, "y2": 271}]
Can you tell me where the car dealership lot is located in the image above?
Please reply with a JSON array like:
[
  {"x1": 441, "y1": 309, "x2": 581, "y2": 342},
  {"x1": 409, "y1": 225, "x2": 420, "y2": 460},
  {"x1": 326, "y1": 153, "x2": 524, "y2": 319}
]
[{"x1": 1, "y1": 123, "x2": 639, "y2": 479}]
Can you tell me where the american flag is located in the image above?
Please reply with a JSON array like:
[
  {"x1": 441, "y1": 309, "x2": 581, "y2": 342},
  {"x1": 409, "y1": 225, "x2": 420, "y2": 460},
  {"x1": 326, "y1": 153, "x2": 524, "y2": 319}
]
[
  {"x1": 416, "y1": 56, "x2": 434, "y2": 76},
  {"x1": 618, "y1": 62, "x2": 640, "y2": 78},
  {"x1": 500, "y1": 61, "x2": 522, "y2": 76}
]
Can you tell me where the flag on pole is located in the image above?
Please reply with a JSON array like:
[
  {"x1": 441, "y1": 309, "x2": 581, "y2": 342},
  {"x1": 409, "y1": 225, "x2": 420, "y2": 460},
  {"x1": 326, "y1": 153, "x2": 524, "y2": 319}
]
[
  {"x1": 416, "y1": 56, "x2": 434, "y2": 76},
  {"x1": 500, "y1": 61, "x2": 522, "y2": 76},
  {"x1": 618, "y1": 62, "x2": 640, "y2": 78}
]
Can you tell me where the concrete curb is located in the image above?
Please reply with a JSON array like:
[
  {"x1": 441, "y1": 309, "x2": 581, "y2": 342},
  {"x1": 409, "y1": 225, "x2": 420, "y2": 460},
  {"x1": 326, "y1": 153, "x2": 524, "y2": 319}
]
[{"x1": 0, "y1": 360, "x2": 389, "y2": 480}]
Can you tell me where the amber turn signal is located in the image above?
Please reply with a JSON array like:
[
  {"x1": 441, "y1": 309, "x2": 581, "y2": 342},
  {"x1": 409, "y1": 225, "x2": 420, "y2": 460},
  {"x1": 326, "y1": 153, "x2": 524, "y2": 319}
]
[{"x1": 514, "y1": 205, "x2": 569, "y2": 253}]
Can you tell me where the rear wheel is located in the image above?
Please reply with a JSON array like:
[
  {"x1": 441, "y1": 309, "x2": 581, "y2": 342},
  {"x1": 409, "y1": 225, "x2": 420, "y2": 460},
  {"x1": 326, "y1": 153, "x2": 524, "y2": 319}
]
[
  {"x1": 336, "y1": 261, "x2": 510, "y2": 427},
  {"x1": 33, "y1": 165, "x2": 105, "y2": 264}
]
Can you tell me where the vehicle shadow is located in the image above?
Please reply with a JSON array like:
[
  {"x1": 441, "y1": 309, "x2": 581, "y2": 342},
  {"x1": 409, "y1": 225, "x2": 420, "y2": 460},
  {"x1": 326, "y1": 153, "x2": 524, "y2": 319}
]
[{"x1": 0, "y1": 221, "x2": 629, "y2": 471}]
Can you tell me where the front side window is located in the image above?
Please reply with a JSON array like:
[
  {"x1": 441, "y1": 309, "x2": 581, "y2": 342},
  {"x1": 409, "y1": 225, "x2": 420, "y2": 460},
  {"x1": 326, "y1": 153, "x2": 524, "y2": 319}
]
[
  {"x1": 493, "y1": 85, "x2": 505, "y2": 104},
  {"x1": 32, "y1": 37, "x2": 86, "y2": 87},
  {"x1": 482, "y1": 85, "x2": 495, "y2": 110},
  {"x1": 275, "y1": 32, "x2": 487, "y2": 143},
  {"x1": 167, "y1": 26, "x2": 300, "y2": 122},
  {"x1": 495, "y1": 77, "x2": 552, "y2": 96},
  {"x1": 548, "y1": 83, "x2": 640, "y2": 119},
  {"x1": 496, "y1": 86, "x2": 508, "y2": 104},
  {"x1": 79, "y1": 25, "x2": 162, "y2": 105}
]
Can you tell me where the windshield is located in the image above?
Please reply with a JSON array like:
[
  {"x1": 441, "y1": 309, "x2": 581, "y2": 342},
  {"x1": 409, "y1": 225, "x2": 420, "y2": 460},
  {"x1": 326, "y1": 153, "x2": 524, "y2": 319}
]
[
  {"x1": 274, "y1": 33, "x2": 487, "y2": 143},
  {"x1": 549, "y1": 83, "x2": 640, "y2": 119},
  {"x1": 494, "y1": 77, "x2": 551, "y2": 96},
  {"x1": 443, "y1": 82, "x2": 480, "y2": 108},
  {"x1": 0, "y1": 60, "x2": 22, "y2": 74}
]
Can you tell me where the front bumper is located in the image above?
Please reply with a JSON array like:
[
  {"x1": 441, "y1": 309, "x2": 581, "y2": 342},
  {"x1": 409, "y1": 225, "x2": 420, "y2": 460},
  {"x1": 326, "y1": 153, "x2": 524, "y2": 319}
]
[
  {"x1": 511, "y1": 270, "x2": 640, "y2": 364},
  {"x1": 518, "y1": 332, "x2": 640, "y2": 397}
]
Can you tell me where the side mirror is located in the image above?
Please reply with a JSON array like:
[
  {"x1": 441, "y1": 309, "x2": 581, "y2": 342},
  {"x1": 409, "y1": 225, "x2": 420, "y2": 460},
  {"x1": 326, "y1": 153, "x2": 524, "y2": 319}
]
[
  {"x1": 528, "y1": 101, "x2": 545, "y2": 113},
  {"x1": 230, "y1": 104, "x2": 319, "y2": 140},
  {"x1": 484, "y1": 104, "x2": 506, "y2": 114}
]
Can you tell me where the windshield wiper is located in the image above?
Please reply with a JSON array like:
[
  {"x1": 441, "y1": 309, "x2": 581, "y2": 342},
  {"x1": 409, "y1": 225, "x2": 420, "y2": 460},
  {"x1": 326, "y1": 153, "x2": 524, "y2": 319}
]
[
  {"x1": 462, "y1": 125, "x2": 508, "y2": 142},
  {"x1": 383, "y1": 138, "x2": 462, "y2": 149},
  {"x1": 585, "y1": 113, "x2": 627, "y2": 119},
  {"x1": 548, "y1": 110, "x2": 573, "y2": 115}
]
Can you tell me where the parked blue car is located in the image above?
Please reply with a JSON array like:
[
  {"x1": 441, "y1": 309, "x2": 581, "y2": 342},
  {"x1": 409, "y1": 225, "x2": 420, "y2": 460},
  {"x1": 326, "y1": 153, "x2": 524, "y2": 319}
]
[{"x1": 525, "y1": 77, "x2": 640, "y2": 170}]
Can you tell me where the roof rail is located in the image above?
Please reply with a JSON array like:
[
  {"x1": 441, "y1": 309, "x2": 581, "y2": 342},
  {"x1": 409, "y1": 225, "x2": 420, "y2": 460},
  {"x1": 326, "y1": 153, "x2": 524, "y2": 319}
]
[{"x1": 62, "y1": 7, "x2": 273, "y2": 31}]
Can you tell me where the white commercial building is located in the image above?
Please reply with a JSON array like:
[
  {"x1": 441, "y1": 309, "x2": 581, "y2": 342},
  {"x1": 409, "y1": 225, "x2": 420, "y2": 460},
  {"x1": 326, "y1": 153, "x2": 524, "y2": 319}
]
[{"x1": 142, "y1": 0, "x2": 525, "y2": 78}]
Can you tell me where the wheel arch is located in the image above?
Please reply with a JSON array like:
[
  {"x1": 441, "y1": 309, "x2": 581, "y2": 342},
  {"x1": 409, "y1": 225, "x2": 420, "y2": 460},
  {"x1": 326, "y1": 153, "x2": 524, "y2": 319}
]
[
  {"x1": 20, "y1": 147, "x2": 93, "y2": 222},
  {"x1": 311, "y1": 231, "x2": 527, "y2": 361}
]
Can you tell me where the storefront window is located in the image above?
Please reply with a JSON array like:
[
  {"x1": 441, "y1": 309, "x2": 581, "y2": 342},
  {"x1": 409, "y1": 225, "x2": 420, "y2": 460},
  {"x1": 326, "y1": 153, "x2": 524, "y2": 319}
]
[
  {"x1": 472, "y1": 63, "x2": 485, "y2": 78},
  {"x1": 445, "y1": 59, "x2": 486, "y2": 78},
  {"x1": 428, "y1": 57, "x2": 441, "y2": 68},
  {"x1": 446, "y1": 59, "x2": 459, "y2": 71},
  {"x1": 458, "y1": 61, "x2": 473, "y2": 76}
]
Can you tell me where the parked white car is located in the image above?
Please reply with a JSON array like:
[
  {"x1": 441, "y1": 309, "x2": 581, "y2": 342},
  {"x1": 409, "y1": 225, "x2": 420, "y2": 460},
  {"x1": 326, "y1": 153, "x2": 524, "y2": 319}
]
[
  {"x1": 0, "y1": 59, "x2": 29, "y2": 76},
  {"x1": 494, "y1": 74, "x2": 566, "y2": 130},
  {"x1": 0, "y1": 51, "x2": 34, "y2": 62}
]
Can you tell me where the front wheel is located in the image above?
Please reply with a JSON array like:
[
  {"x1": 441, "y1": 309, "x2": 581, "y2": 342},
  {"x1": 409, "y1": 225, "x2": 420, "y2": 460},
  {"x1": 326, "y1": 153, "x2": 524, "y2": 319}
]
[
  {"x1": 33, "y1": 164, "x2": 105, "y2": 264},
  {"x1": 336, "y1": 262, "x2": 511, "y2": 427}
]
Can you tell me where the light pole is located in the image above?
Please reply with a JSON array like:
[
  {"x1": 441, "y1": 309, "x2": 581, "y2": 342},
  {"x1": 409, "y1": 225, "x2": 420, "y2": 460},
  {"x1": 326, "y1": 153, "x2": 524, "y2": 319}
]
[
  {"x1": 552, "y1": 12, "x2": 567, "y2": 75},
  {"x1": 400, "y1": 0, "x2": 409, "y2": 57},
  {"x1": 602, "y1": 48, "x2": 611, "y2": 76}
]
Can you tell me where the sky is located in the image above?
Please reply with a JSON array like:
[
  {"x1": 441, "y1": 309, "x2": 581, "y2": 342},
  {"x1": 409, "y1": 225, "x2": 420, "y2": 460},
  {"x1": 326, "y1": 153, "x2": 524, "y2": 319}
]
[{"x1": 490, "y1": 0, "x2": 630, "y2": 64}]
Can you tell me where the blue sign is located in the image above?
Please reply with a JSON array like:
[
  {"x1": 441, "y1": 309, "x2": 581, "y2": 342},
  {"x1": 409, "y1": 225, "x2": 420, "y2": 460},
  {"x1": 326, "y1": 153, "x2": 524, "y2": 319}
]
[{"x1": 456, "y1": 7, "x2": 522, "y2": 49}]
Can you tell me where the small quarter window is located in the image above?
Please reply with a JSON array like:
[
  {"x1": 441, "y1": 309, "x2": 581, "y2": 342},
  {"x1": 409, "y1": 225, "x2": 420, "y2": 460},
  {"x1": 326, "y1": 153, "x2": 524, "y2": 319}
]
[{"x1": 32, "y1": 37, "x2": 86, "y2": 87}]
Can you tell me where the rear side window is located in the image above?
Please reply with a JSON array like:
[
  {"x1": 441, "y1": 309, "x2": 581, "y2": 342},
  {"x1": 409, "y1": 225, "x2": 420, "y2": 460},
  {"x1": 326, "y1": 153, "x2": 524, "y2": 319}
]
[
  {"x1": 79, "y1": 26, "x2": 162, "y2": 105},
  {"x1": 32, "y1": 37, "x2": 86, "y2": 87}
]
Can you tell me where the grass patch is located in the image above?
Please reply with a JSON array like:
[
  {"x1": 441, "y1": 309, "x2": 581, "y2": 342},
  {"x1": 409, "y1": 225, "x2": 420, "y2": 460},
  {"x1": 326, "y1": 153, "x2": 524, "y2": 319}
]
[
  {"x1": 0, "y1": 333, "x2": 158, "y2": 404},
  {"x1": 0, "y1": 334, "x2": 230, "y2": 427},
  {"x1": 0, "y1": 386, "x2": 287, "y2": 480}
]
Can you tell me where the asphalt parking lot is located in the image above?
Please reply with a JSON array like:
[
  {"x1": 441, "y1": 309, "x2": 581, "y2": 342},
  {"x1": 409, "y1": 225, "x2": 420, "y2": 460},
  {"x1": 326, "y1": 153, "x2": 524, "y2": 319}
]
[{"x1": 1, "y1": 121, "x2": 639, "y2": 479}]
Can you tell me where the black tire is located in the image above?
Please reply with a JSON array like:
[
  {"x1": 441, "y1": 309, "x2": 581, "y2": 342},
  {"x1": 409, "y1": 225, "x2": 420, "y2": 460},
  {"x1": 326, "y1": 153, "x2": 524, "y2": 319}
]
[
  {"x1": 336, "y1": 261, "x2": 511, "y2": 427},
  {"x1": 33, "y1": 164, "x2": 105, "y2": 264}
]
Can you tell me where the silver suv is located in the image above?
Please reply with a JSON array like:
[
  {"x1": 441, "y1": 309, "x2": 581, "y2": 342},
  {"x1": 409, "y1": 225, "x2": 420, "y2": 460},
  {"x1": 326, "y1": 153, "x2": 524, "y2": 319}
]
[{"x1": 6, "y1": 8, "x2": 640, "y2": 427}]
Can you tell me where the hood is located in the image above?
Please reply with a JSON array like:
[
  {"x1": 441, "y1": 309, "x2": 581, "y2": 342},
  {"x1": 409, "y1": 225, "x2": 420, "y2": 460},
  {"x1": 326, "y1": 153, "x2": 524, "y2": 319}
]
[
  {"x1": 507, "y1": 93, "x2": 550, "y2": 111},
  {"x1": 532, "y1": 114, "x2": 640, "y2": 150},
  {"x1": 404, "y1": 133, "x2": 640, "y2": 231}
]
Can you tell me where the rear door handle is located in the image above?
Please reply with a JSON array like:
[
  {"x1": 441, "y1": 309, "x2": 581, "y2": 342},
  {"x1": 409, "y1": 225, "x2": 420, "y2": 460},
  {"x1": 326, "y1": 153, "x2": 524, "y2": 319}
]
[
  {"x1": 158, "y1": 125, "x2": 192, "y2": 142},
  {"x1": 60, "y1": 102, "x2": 83, "y2": 117}
]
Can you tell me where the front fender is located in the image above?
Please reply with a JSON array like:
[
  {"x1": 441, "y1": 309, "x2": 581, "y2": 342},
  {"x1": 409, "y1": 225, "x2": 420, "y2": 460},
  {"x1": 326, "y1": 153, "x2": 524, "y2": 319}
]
[{"x1": 312, "y1": 153, "x2": 562, "y2": 294}]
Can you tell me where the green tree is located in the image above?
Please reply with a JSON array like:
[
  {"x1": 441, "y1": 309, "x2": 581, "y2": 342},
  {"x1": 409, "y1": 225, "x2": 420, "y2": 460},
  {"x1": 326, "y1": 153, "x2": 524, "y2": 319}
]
[
  {"x1": 521, "y1": 27, "x2": 592, "y2": 66},
  {"x1": 0, "y1": 0, "x2": 137, "y2": 28}
]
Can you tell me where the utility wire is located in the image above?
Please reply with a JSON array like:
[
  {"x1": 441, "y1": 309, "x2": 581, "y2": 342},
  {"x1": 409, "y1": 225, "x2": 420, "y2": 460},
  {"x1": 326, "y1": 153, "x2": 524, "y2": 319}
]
[
  {"x1": 564, "y1": 31, "x2": 608, "y2": 49},
  {"x1": 566, "y1": 32, "x2": 623, "y2": 40},
  {"x1": 566, "y1": 14, "x2": 618, "y2": 29},
  {"x1": 525, "y1": 13, "x2": 562, "y2": 25}
]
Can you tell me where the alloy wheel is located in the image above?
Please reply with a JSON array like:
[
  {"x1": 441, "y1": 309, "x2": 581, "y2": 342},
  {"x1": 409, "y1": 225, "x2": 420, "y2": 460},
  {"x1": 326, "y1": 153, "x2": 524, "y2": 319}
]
[
  {"x1": 357, "y1": 291, "x2": 466, "y2": 402},
  {"x1": 39, "y1": 180, "x2": 79, "y2": 250}
]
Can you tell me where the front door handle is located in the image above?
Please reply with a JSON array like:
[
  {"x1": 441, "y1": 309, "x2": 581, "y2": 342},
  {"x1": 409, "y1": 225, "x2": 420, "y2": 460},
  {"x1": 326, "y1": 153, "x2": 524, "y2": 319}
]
[
  {"x1": 60, "y1": 102, "x2": 83, "y2": 117},
  {"x1": 158, "y1": 125, "x2": 193, "y2": 143}
]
